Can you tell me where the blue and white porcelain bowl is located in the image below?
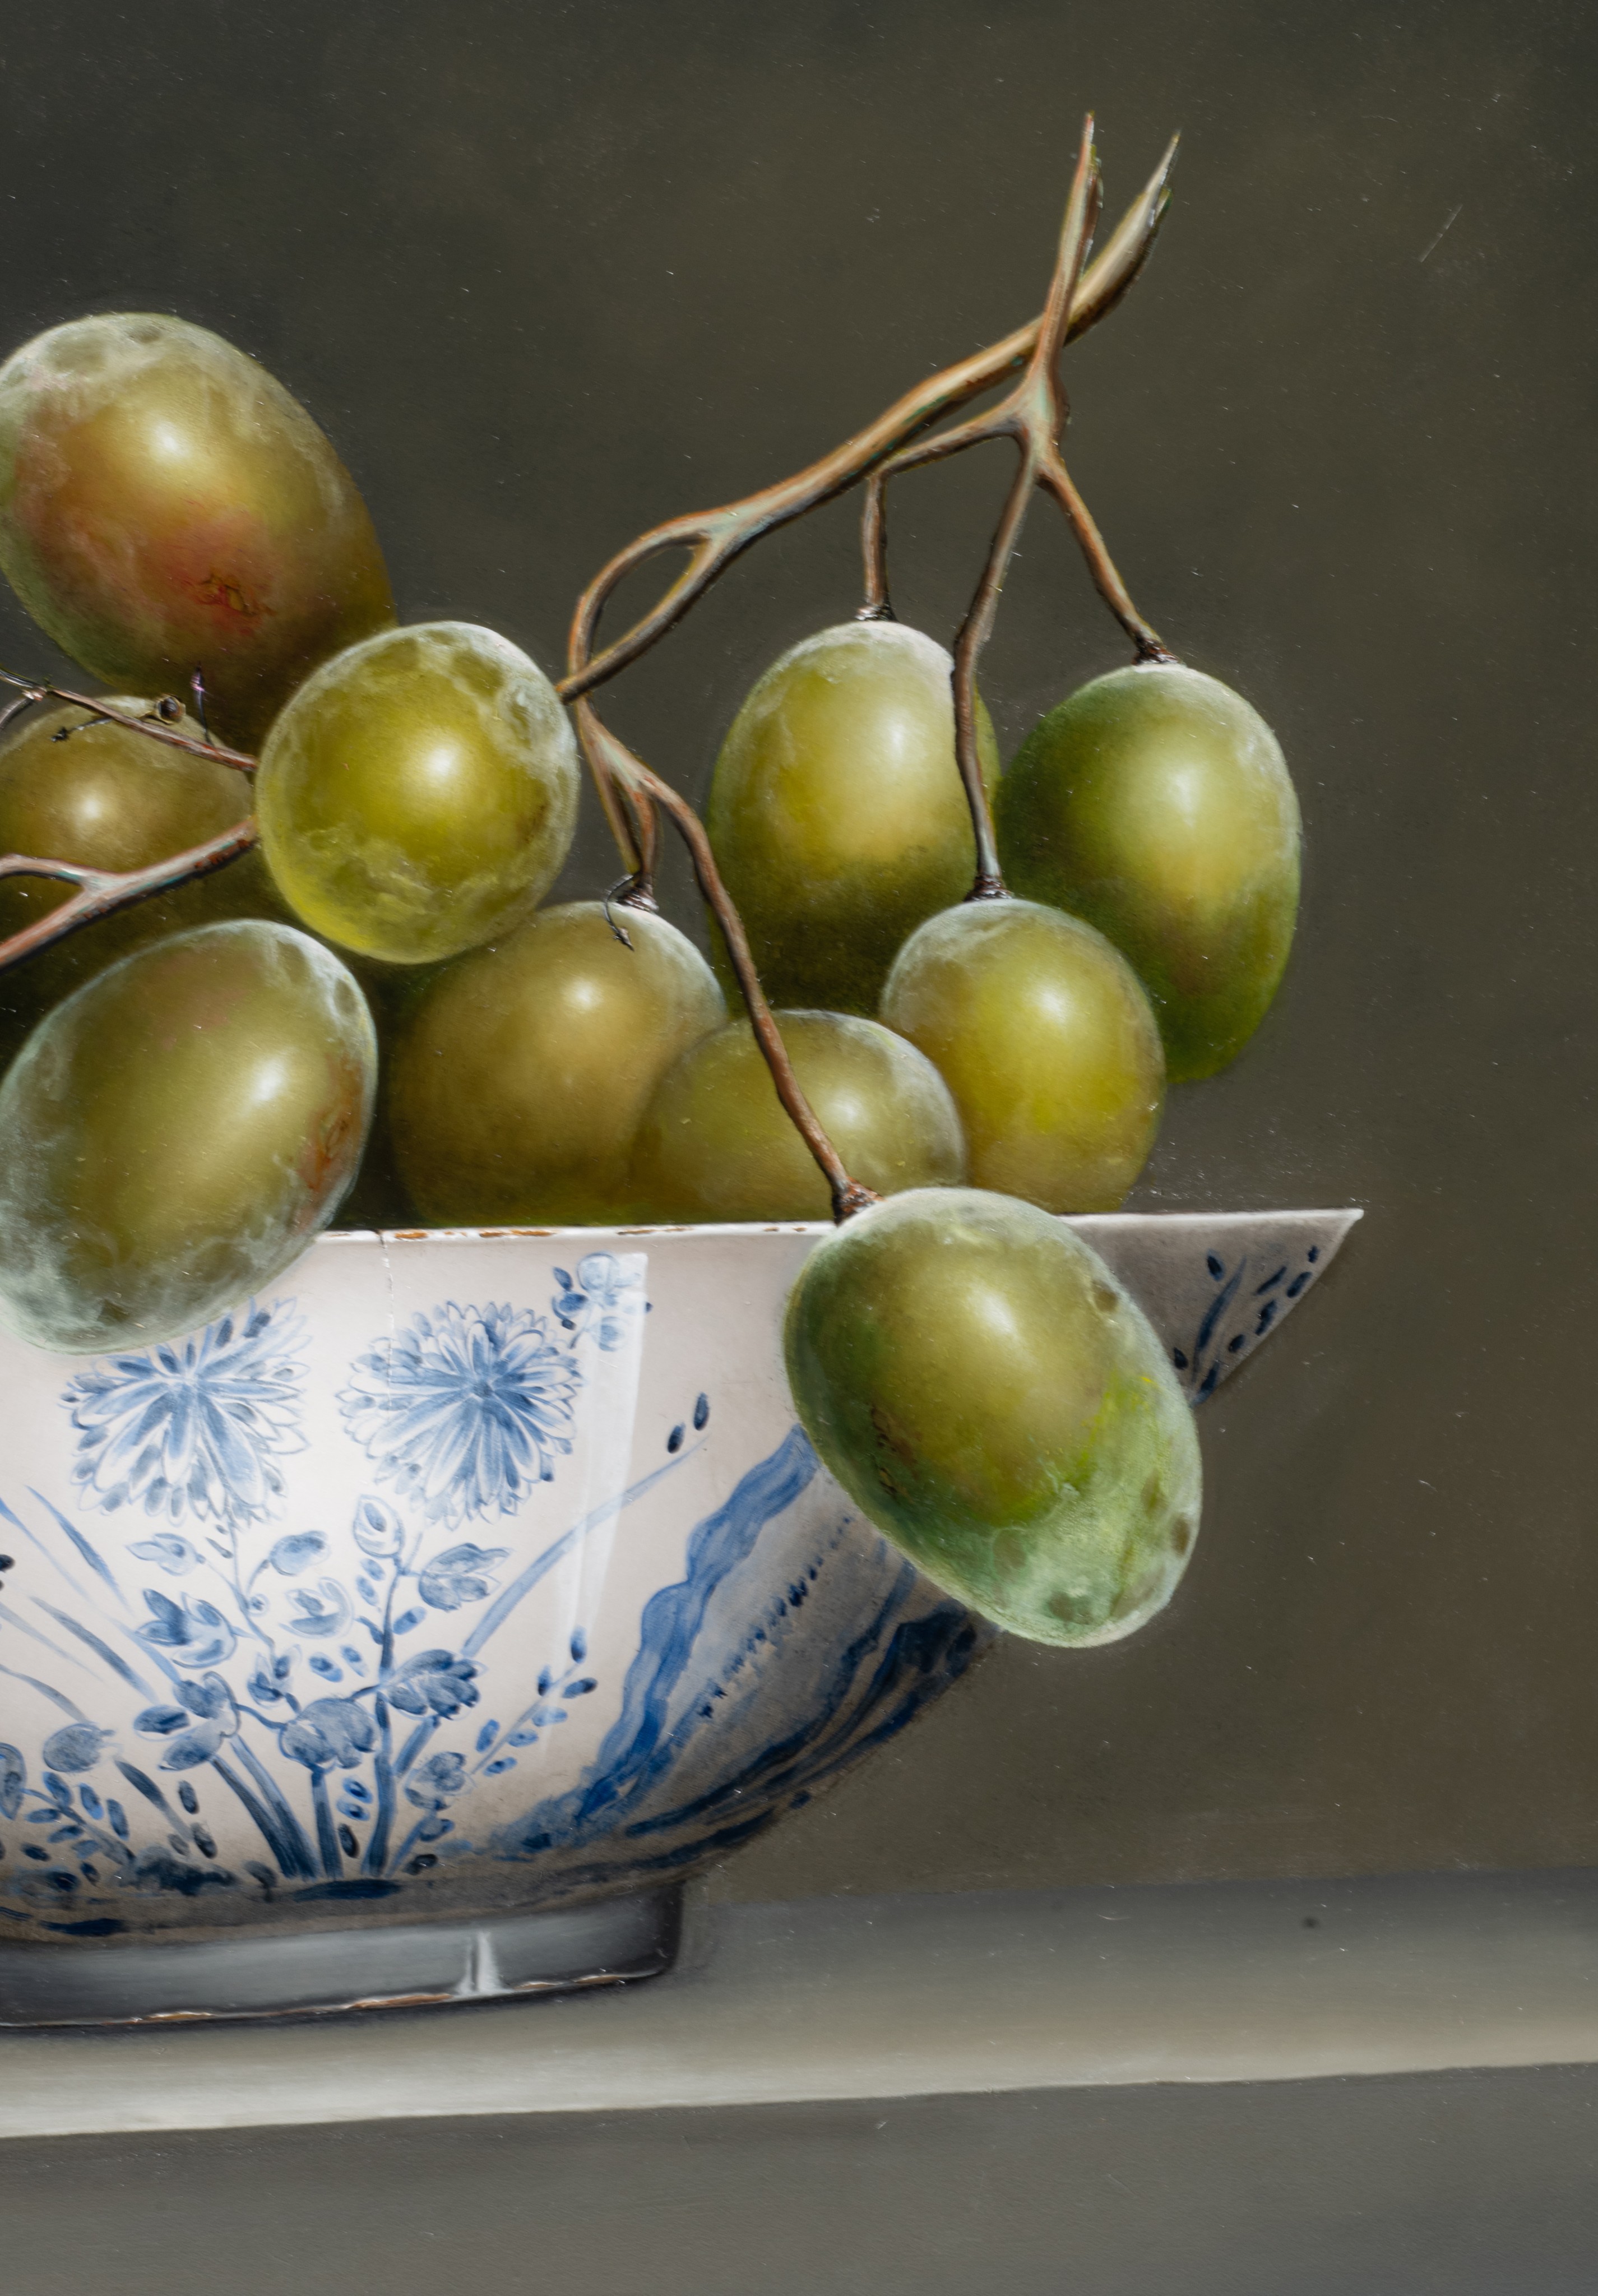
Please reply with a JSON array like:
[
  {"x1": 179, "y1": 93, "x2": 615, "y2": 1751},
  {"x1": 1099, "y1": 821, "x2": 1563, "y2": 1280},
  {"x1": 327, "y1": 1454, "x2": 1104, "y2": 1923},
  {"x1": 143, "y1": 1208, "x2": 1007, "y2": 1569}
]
[{"x1": 0, "y1": 1210, "x2": 1355, "y2": 2024}]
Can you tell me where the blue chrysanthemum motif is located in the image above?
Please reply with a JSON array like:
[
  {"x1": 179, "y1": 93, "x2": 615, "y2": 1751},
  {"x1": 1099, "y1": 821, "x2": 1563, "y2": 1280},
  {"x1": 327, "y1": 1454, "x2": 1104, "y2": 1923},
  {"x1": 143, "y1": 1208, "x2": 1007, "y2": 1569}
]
[
  {"x1": 62, "y1": 1300, "x2": 307, "y2": 1527},
  {"x1": 338, "y1": 1303, "x2": 583, "y2": 1525}
]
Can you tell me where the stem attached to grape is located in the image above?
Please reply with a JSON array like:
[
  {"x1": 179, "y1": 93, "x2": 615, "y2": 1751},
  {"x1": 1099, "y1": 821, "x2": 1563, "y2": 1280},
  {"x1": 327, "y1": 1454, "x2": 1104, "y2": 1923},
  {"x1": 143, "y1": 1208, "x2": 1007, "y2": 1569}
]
[
  {"x1": 559, "y1": 128, "x2": 1178, "y2": 886},
  {"x1": 575, "y1": 700, "x2": 879, "y2": 1223},
  {"x1": 0, "y1": 816, "x2": 260, "y2": 973},
  {"x1": 863, "y1": 117, "x2": 1175, "y2": 906},
  {"x1": 0, "y1": 120, "x2": 1177, "y2": 1233}
]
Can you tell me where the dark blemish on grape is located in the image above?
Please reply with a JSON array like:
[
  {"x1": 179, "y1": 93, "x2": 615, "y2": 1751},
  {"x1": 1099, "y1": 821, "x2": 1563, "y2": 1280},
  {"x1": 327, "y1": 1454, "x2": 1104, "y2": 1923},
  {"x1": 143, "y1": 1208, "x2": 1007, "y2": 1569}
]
[
  {"x1": 667, "y1": 1423, "x2": 684, "y2": 1453},
  {"x1": 1171, "y1": 1516, "x2": 1195, "y2": 1557},
  {"x1": 693, "y1": 1392, "x2": 710, "y2": 1429},
  {"x1": 1091, "y1": 1281, "x2": 1117, "y2": 1314},
  {"x1": 1254, "y1": 1265, "x2": 1286, "y2": 1294}
]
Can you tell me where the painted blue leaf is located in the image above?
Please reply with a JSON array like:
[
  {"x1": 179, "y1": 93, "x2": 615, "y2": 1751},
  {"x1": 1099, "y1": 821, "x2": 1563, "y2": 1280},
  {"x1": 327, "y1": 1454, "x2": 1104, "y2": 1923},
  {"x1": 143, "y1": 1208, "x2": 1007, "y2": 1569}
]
[
  {"x1": 392, "y1": 1608, "x2": 425, "y2": 1636},
  {"x1": 308, "y1": 1656, "x2": 344, "y2": 1681},
  {"x1": 415, "y1": 1816, "x2": 454, "y2": 1842},
  {"x1": 44, "y1": 1772, "x2": 72, "y2": 1808},
  {"x1": 341, "y1": 1645, "x2": 365, "y2": 1669},
  {"x1": 281, "y1": 1698, "x2": 378, "y2": 1771},
  {"x1": 42, "y1": 1724, "x2": 109, "y2": 1775},
  {"x1": 135, "y1": 1589, "x2": 235, "y2": 1668},
  {"x1": 106, "y1": 1799, "x2": 129, "y2": 1840},
  {"x1": 507, "y1": 1726, "x2": 540, "y2": 1747},
  {"x1": 483, "y1": 1755, "x2": 516, "y2": 1776},
  {"x1": 351, "y1": 1497, "x2": 405, "y2": 1558},
  {"x1": 693, "y1": 1394, "x2": 710, "y2": 1431},
  {"x1": 476, "y1": 1720, "x2": 498, "y2": 1752},
  {"x1": 385, "y1": 1650, "x2": 479, "y2": 1719},
  {"x1": 177, "y1": 1782, "x2": 199, "y2": 1815},
  {"x1": 552, "y1": 1269, "x2": 572, "y2": 1292},
  {"x1": 284, "y1": 1580, "x2": 350, "y2": 1640},
  {"x1": 569, "y1": 1627, "x2": 587, "y2": 1664},
  {"x1": 667, "y1": 1424, "x2": 685, "y2": 1454},
  {"x1": 79, "y1": 1785, "x2": 102, "y2": 1820},
  {"x1": 418, "y1": 1543, "x2": 509, "y2": 1613},
  {"x1": 563, "y1": 1678, "x2": 596, "y2": 1697},
  {"x1": 0, "y1": 1746, "x2": 23, "y2": 1821},
  {"x1": 159, "y1": 1722, "x2": 225, "y2": 1770},
  {"x1": 128, "y1": 1535, "x2": 202, "y2": 1577},
  {"x1": 268, "y1": 1531, "x2": 328, "y2": 1577}
]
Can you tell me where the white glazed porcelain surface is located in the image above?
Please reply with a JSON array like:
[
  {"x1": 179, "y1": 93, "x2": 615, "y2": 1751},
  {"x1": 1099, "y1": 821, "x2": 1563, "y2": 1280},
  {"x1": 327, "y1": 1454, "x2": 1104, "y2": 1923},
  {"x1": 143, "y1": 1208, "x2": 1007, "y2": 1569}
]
[{"x1": 0, "y1": 1212, "x2": 1354, "y2": 1947}]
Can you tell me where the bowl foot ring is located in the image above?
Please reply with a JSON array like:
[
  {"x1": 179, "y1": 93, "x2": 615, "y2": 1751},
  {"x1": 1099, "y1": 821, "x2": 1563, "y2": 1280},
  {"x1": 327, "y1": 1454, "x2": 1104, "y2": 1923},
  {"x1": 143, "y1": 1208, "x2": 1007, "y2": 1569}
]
[{"x1": 0, "y1": 1882, "x2": 683, "y2": 2027}]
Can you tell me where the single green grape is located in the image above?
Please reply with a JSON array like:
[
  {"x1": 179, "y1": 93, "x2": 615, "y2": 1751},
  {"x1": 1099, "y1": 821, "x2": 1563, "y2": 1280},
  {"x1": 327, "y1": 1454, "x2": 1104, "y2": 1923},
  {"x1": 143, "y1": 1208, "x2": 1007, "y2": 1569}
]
[
  {"x1": 705, "y1": 622, "x2": 999, "y2": 1015},
  {"x1": 0, "y1": 314, "x2": 394, "y2": 748},
  {"x1": 632, "y1": 1008, "x2": 965, "y2": 1223},
  {"x1": 389, "y1": 901, "x2": 727, "y2": 1226},
  {"x1": 256, "y1": 621, "x2": 580, "y2": 966},
  {"x1": 784, "y1": 1187, "x2": 1202, "y2": 1645},
  {"x1": 880, "y1": 896, "x2": 1164, "y2": 1214},
  {"x1": 0, "y1": 697, "x2": 279, "y2": 1053},
  {"x1": 0, "y1": 919, "x2": 376, "y2": 1352},
  {"x1": 997, "y1": 663, "x2": 1300, "y2": 1080}
]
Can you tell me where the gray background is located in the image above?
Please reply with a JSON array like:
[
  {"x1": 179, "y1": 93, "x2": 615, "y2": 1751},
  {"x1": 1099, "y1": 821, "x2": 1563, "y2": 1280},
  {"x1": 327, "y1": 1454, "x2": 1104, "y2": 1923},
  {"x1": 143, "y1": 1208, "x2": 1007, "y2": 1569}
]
[{"x1": 0, "y1": 0, "x2": 1592, "y2": 1901}]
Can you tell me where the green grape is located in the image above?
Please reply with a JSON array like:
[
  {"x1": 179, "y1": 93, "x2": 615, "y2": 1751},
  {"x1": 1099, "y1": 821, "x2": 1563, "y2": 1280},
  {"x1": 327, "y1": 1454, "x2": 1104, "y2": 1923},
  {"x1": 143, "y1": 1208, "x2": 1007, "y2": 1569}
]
[
  {"x1": 632, "y1": 1008, "x2": 965, "y2": 1223},
  {"x1": 0, "y1": 697, "x2": 279, "y2": 1054},
  {"x1": 997, "y1": 663, "x2": 1300, "y2": 1080},
  {"x1": 0, "y1": 314, "x2": 394, "y2": 748},
  {"x1": 0, "y1": 919, "x2": 376, "y2": 1353},
  {"x1": 880, "y1": 897, "x2": 1163, "y2": 1214},
  {"x1": 705, "y1": 622, "x2": 999, "y2": 1015},
  {"x1": 256, "y1": 622, "x2": 580, "y2": 966},
  {"x1": 390, "y1": 901, "x2": 726, "y2": 1226},
  {"x1": 784, "y1": 1187, "x2": 1202, "y2": 1645}
]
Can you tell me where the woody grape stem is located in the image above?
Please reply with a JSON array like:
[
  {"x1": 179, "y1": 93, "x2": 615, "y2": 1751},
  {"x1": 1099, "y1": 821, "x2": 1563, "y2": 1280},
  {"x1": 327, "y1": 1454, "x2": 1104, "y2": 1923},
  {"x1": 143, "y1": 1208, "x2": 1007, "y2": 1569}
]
[{"x1": 575, "y1": 701, "x2": 878, "y2": 1223}]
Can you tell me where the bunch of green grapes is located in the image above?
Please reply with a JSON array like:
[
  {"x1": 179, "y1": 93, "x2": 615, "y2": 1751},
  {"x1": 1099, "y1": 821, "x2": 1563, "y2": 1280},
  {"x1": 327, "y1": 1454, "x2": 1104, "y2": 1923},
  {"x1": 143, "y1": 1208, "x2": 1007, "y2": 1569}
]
[{"x1": 0, "y1": 163, "x2": 1303, "y2": 1650}]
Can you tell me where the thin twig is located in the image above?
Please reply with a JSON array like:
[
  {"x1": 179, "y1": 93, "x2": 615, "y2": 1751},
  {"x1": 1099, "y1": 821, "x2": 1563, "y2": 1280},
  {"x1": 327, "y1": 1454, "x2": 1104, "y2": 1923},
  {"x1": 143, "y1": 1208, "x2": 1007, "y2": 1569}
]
[
  {"x1": 0, "y1": 670, "x2": 257, "y2": 774},
  {"x1": 867, "y1": 118, "x2": 1173, "y2": 899},
  {"x1": 559, "y1": 135, "x2": 1175, "y2": 705},
  {"x1": 0, "y1": 817, "x2": 259, "y2": 973},
  {"x1": 574, "y1": 701, "x2": 878, "y2": 1222},
  {"x1": 559, "y1": 137, "x2": 1177, "y2": 874}
]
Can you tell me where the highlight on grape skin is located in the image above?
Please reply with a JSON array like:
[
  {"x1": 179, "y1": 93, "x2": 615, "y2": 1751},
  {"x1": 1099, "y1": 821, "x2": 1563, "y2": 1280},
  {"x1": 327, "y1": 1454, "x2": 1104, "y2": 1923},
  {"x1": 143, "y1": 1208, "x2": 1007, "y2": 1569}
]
[
  {"x1": 631, "y1": 1010, "x2": 967, "y2": 1224},
  {"x1": 0, "y1": 920, "x2": 377, "y2": 1354},
  {"x1": 390, "y1": 900, "x2": 727, "y2": 1227},
  {"x1": 256, "y1": 619, "x2": 580, "y2": 966},
  {"x1": 0, "y1": 313, "x2": 395, "y2": 749},
  {"x1": 0, "y1": 693, "x2": 283, "y2": 1049},
  {"x1": 705, "y1": 621, "x2": 999, "y2": 1017},
  {"x1": 783, "y1": 1187, "x2": 1203, "y2": 1647}
]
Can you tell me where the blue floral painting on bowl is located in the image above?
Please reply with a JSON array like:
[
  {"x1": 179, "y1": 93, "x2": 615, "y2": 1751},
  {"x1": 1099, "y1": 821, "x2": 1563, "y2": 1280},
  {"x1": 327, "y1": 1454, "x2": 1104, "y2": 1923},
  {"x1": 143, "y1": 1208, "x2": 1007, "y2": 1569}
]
[{"x1": 0, "y1": 1243, "x2": 980, "y2": 1935}]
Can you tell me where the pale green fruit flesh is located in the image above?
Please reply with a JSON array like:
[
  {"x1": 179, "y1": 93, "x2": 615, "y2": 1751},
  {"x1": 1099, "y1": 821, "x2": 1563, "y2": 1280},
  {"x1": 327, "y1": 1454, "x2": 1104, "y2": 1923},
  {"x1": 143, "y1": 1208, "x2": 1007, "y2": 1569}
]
[
  {"x1": 784, "y1": 1187, "x2": 1201, "y2": 1645},
  {"x1": 0, "y1": 919, "x2": 376, "y2": 1353},
  {"x1": 881, "y1": 897, "x2": 1164, "y2": 1214},
  {"x1": 632, "y1": 1008, "x2": 966, "y2": 1223},
  {"x1": 390, "y1": 901, "x2": 727, "y2": 1225},
  {"x1": 997, "y1": 663, "x2": 1301, "y2": 1080},
  {"x1": 256, "y1": 621, "x2": 580, "y2": 965},
  {"x1": 0, "y1": 697, "x2": 280, "y2": 1050},
  {"x1": 706, "y1": 622, "x2": 1000, "y2": 1016},
  {"x1": 0, "y1": 314, "x2": 395, "y2": 750}
]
